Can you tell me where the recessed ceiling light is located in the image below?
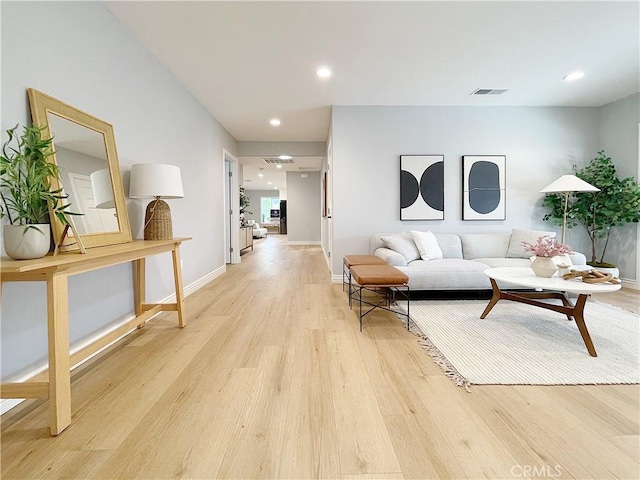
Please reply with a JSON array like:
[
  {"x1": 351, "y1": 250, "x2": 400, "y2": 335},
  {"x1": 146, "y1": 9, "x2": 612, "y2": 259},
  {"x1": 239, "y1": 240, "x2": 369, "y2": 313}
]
[
  {"x1": 278, "y1": 155, "x2": 293, "y2": 160},
  {"x1": 316, "y1": 67, "x2": 332, "y2": 78},
  {"x1": 270, "y1": 118, "x2": 281, "y2": 126},
  {"x1": 268, "y1": 181, "x2": 272, "y2": 185},
  {"x1": 563, "y1": 71, "x2": 584, "y2": 82},
  {"x1": 258, "y1": 173, "x2": 264, "y2": 177},
  {"x1": 274, "y1": 186, "x2": 278, "y2": 190},
  {"x1": 276, "y1": 164, "x2": 283, "y2": 169}
]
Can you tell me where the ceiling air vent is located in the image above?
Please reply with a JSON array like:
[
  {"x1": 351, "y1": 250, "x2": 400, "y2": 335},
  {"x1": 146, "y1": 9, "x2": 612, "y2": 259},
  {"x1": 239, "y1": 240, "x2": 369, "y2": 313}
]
[
  {"x1": 263, "y1": 158, "x2": 294, "y2": 164},
  {"x1": 298, "y1": 166, "x2": 316, "y2": 171},
  {"x1": 471, "y1": 88, "x2": 508, "y2": 95}
]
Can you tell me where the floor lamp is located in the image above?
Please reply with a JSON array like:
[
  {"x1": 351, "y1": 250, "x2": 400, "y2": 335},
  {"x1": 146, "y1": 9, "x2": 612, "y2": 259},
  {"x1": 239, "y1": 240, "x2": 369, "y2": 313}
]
[{"x1": 540, "y1": 174, "x2": 599, "y2": 244}]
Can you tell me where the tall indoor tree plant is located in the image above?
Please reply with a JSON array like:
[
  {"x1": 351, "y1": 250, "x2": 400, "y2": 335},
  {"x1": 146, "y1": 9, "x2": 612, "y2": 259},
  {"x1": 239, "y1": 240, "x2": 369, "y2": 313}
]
[
  {"x1": 239, "y1": 186, "x2": 251, "y2": 217},
  {"x1": 542, "y1": 151, "x2": 640, "y2": 267},
  {"x1": 1, "y1": 124, "x2": 77, "y2": 259}
]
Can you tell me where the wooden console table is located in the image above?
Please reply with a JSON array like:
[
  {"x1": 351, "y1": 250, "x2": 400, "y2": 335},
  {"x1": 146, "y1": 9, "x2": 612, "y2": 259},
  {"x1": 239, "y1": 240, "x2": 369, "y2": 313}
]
[
  {"x1": 239, "y1": 225, "x2": 253, "y2": 253},
  {"x1": 0, "y1": 238, "x2": 190, "y2": 435}
]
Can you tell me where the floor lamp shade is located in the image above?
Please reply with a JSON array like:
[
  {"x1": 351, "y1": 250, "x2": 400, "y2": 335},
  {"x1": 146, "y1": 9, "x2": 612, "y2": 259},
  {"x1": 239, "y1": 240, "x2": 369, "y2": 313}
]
[
  {"x1": 129, "y1": 164, "x2": 184, "y2": 240},
  {"x1": 540, "y1": 174, "x2": 599, "y2": 243},
  {"x1": 540, "y1": 175, "x2": 599, "y2": 195}
]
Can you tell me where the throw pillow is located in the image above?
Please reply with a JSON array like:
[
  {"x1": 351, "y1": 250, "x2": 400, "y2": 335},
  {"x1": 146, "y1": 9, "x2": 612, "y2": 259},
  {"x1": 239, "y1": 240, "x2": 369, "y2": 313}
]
[
  {"x1": 506, "y1": 228, "x2": 557, "y2": 258},
  {"x1": 380, "y1": 235, "x2": 420, "y2": 263},
  {"x1": 411, "y1": 230, "x2": 444, "y2": 261}
]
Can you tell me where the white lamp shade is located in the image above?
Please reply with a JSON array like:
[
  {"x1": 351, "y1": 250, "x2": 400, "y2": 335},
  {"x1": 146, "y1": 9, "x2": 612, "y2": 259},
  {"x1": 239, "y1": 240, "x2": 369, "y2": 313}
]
[
  {"x1": 90, "y1": 168, "x2": 115, "y2": 209},
  {"x1": 540, "y1": 174, "x2": 600, "y2": 193},
  {"x1": 129, "y1": 163, "x2": 184, "y2": 199}
]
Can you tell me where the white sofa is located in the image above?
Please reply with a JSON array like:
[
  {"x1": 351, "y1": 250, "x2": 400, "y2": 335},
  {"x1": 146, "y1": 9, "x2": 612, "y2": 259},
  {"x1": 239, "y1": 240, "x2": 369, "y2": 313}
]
[
  {"x1": 247, "y1": 220, "x2": 268, "y2": 238},
  {"x1": 252, "y1": 223, "x2": 268, "y2": 238},
  {"x1": 370, "y1": 229, "x2": 587, "y2": 291}
]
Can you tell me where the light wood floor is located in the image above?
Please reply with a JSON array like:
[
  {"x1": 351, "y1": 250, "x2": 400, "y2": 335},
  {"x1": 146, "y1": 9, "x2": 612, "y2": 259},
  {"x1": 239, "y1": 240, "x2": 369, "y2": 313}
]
[{"x1": 2, "y1": 235, "x2": 639, "y2": 479}]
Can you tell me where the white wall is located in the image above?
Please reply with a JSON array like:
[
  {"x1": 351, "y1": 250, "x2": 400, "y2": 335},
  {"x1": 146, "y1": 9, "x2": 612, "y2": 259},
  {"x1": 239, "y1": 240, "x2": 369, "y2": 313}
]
[
  {"x1": 1, "y1": 2, "x2": 237, "y2": 380},
  {"x1": 598, "y1": 93, "x2": 639, "y2": 282},
  {"x1": 243, "y1": 189, "x2": 280, "y2": 224},
  {"x1": 330, "y1": 105, "x2": 602, "y2": 276},
  {"x1": 286, "y1": 171, "x2": 321, "y2": 243}
]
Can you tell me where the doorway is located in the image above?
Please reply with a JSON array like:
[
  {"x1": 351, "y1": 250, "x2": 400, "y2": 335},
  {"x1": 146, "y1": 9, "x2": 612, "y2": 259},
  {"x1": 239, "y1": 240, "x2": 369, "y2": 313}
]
[{"x1": 224, "y1": 149, "x2": 240, "y2": 264}]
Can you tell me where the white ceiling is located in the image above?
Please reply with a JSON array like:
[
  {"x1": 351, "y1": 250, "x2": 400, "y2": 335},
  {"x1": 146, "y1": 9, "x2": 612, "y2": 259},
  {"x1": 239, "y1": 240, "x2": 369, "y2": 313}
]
[
  {"x1": 240, "y1": 155, "x2": 324, "y2": 191},
  {"x1": 105, "y1": 1, "x2": 639, "y2": 144}
]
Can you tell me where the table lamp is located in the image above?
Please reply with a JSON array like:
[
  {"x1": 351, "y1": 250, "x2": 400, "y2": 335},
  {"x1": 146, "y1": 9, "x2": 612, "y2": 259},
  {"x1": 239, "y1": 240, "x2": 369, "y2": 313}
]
[
  {"x1": 129, "y1": 164, "x2": 184, "y2": 240},
  {"x1": 540, "y1": 174, "x2": 599, "y2": 243}
]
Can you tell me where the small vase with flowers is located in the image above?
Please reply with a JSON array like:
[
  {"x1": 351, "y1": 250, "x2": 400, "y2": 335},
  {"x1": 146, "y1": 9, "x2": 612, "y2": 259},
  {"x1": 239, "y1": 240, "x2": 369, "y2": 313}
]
[{"x1": 522, "y1": 236, "x2": 574, "y2": 278}]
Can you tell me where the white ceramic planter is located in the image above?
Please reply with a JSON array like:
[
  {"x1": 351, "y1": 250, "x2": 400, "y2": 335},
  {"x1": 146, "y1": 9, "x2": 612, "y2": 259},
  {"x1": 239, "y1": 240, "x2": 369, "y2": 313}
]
[
  {"x1": 3, "y1": 224, "x2": 51, "y2": 260},
  {"x1": 530, "y1": 256, "x2": 557, "y2": 278}
]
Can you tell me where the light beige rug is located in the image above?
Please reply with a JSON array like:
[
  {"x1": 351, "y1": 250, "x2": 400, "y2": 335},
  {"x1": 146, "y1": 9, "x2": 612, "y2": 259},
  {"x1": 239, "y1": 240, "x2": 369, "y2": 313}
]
[{"x1": 399, "y1": 300, "x2": 639, "y2": 387}]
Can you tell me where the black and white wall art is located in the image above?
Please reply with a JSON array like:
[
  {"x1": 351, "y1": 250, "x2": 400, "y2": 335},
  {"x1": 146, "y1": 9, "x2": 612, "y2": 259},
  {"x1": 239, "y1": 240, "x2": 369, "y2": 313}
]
[
  {"x1": 462, "y1": 155, "x2": 506, "y2": 220},
  {"x1": 400, "y1": 155, "x2": 444, "y2": 220}
]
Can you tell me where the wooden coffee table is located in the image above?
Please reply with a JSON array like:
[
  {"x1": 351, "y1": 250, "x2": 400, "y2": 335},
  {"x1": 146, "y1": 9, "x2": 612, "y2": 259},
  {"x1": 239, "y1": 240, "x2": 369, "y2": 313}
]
[{"x1": 482, "y1": 267, "x2": 621, "y2": 357}]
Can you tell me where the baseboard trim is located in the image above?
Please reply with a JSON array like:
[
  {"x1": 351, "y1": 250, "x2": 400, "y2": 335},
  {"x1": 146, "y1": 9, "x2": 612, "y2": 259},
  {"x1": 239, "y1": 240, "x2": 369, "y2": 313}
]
[
  {"x1": 286, "y1": 240, "x2": 321, "y2": 246},
  {"x1": 183, "y1": 265, "x2": 226, "y2": 298},
  {"x1": 621, "y1": 277, "x2": 638, "y2": 289},
  {"x1": 0, "y1": 399, "x2": 24, "y2": 415},
  {"x1": 331, "y1": 274, "x2": 343, "y2": 284},
  {"x1": 1, "y1": 265, "x2": 227, "y2": 416}
]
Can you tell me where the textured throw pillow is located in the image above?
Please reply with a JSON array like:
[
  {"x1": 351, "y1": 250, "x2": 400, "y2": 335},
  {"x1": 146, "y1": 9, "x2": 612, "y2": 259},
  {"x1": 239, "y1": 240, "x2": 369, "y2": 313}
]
[
  {"x1": 506, "y1": 228, "x2": 556, "y2": 258},
  {"x1": 411, "y1": 230, "x2": 444, "y2": 261},
  {"x1": 380, "y1": 235, "x2": 420, "y2": 263}
]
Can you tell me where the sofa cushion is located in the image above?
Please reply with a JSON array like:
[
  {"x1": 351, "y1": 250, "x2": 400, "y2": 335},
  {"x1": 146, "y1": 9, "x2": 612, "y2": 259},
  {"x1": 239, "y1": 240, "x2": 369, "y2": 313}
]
[
  {"x1": 433, "y1": 234, "x2": 463, "y2": 259},
  {"x1": 506, "y1": 228, "x2": 556, "y2": 258},
  {"x1": 374, "y1": 247, "x2": 407, "y2": 266},
  {"x1": 472, "y1": 257, "x2": 532, "y2": 268},
  {"x1": 380, "y1": 235, "x2": 420, "y2": 263},
  {"x1": 411, "y1": 230, "x2": 443, "y2": 261},
  {"x1": 459, "y1": 233, "x2": 511, "y2": 260},
  {"x1": 396, "y1": 259, "x2": 491, "y2": 290}
]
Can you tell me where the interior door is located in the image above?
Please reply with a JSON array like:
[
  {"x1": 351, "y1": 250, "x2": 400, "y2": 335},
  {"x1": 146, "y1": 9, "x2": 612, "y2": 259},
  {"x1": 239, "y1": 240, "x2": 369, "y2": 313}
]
[
  {"x1": 225, "y1": 160, "x2": 232, "y2": 263},
  {"x1": 67, "y1": 173, "x2": 118, "y2": 234}
]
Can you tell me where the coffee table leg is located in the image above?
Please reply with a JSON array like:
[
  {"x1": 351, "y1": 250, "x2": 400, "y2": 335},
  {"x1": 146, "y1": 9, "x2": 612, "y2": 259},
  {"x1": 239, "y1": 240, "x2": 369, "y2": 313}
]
[
  {"x1": 481, "y1": 278, "x2": 501, "y2": 319},
  {"x1": 560, "y1": 293, "x2": 574, "y2": 320},
  {"x1": 573, "y1": 294, "x2": 597, "y2": 357}
]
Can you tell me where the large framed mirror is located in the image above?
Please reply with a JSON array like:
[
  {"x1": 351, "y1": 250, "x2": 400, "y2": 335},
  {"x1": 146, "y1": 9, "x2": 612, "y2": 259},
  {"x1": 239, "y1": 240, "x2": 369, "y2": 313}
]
[{"x1": 28, "y1": 88, "x2": 132, "y2": 250}]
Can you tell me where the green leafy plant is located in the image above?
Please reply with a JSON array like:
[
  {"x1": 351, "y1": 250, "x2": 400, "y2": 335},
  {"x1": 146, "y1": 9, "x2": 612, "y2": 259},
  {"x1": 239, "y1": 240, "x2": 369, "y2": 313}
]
[
  {"x1": 542, "y1": 151, "x2": 640, "y2": 267},
  {"x1": 239, "y1": 186, "x2": 251, "y2": 215},
  {"x1": 1, "y1": 124, "x2": 78, "y2": 232}
]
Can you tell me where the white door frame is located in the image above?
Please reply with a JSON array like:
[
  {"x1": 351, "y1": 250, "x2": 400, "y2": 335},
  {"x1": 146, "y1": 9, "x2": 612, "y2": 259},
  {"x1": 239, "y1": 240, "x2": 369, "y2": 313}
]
[
  {"x1": 319, "y1": 137, "x2": 334, "y2": 275},
  {"x1": 223, "y1": 149, "x2": 241, "y2": 264},
  {"x1": 636, "y1": 123, "x2": 639, "y2": 288}
]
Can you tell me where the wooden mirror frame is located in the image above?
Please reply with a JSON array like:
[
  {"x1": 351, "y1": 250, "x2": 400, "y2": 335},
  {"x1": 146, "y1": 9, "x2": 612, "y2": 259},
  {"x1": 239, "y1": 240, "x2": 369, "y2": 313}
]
[{"x1": 27, "y1": 88, "x2": 132, "y2": 250}]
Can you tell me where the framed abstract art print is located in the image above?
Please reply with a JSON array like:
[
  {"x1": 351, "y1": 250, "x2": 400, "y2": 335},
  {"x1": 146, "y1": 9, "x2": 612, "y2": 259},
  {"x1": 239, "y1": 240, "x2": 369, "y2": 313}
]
[
  {"x1": 462, "y1": 155, "x2": 506, "y2": 220},
  {"x1": 400, "y1": 155, "x2": 444, "y2": 220}
]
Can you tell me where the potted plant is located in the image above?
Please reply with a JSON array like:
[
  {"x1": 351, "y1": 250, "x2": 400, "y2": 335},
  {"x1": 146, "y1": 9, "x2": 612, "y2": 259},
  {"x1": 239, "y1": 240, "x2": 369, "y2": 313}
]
[
  {"x1": 522, "y1": 235, "x2": 574, "y2": 277},
  {"x1": 1, "y1": 124, "x2": 77, "y2": 259},
  {"x1": 542, "y1": 151, "x2": 640, "y2": 270},
  {"x1": 239, "y1": 186, "x2": 251, "y2": 225}
]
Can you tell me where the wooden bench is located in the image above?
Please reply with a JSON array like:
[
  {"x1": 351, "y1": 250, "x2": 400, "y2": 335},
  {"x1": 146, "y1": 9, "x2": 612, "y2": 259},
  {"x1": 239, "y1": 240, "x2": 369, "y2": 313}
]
[{"x1": 349, "y1": 264, "x2": 410, "y2": 332}]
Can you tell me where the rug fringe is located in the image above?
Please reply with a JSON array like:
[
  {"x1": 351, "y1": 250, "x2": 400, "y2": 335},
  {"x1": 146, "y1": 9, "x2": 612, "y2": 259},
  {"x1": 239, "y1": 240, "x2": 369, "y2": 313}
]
[{"x1": 398, "y1": 313, "x2": 472, "y2": 392}]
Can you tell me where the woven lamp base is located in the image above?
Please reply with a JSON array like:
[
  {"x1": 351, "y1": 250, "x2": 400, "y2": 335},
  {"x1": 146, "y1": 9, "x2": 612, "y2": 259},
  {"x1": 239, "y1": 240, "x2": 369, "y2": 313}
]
[{"x1": 144, "y1": 199, "x2": 173, "y2": 240}]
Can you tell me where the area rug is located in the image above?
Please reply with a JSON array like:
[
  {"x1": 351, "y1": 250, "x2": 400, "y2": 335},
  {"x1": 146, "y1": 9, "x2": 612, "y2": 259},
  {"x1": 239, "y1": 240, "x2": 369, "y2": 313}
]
[{"x1": 398, "y1": 300, "x2": 640, "y2": 387}]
